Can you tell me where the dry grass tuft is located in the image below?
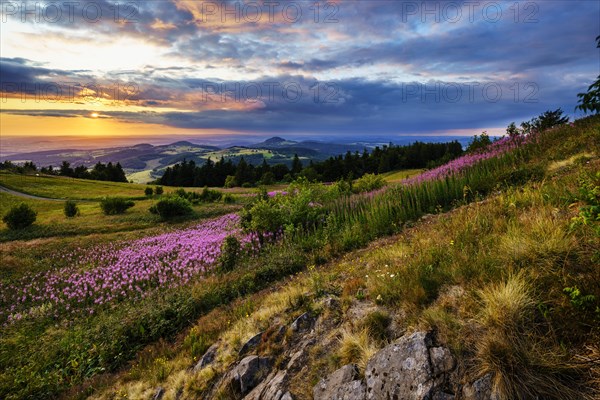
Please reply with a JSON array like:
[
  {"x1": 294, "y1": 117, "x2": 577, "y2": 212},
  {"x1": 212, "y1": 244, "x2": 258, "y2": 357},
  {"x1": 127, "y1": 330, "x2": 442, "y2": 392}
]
[
  {"x1": 337, "y1": 327, "x2": 380, "y2": 373},
  {"x1": 475, "y1": 274, "x2": 592, "y2": 400}
]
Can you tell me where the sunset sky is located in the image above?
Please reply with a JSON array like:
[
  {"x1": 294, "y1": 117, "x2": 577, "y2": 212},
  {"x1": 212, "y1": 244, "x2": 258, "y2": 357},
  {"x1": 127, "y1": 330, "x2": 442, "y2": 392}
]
[{"x1": 0, "y1": 0, "x2": 598, "y2": 147}]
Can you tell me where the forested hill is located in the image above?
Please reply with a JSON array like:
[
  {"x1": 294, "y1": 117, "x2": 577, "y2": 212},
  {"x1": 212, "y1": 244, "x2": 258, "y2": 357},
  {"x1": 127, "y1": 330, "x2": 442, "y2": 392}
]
[{"x1": 158, "y1": 140, "x2": 464, "y2": 187}]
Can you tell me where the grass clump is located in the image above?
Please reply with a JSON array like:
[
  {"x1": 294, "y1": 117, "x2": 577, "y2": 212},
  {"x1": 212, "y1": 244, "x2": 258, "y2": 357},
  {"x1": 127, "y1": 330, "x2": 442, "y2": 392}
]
[
  {"x1": 100, "y1": 197, "x2": 135, "y2": 215},
  {"x1": 475, "y1": 274, "x2": 590, "y2": 400},
  {"x1": 360, "y1": 310, "x2": 391, "y2": 343},
  {"x1": 337, "y1": 327, "x2": 379, "y2": 373},
  {"x1": 2, "y1": 203, "x2": 36, "y2": 230}
]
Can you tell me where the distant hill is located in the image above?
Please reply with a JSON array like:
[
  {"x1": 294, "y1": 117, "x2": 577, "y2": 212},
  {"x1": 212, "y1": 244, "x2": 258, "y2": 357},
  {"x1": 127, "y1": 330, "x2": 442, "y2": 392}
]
[{"x1": 1, "y1": 136, "x2": 476, "y2": 183}]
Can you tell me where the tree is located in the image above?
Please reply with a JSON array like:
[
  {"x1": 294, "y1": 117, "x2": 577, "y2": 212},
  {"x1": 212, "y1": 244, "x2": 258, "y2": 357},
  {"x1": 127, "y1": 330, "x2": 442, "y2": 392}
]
[
  {"x1": 59, "y1": 161, "x2": 73, "y2": 177},
  {"x1": 3, "y1": 203, "x2": 36, "y2": 230},
  {"x1": 64, "y1": 200, "x2": 79, "y2": 218},
  {"x1": 576, "y1": 36, "x2": 600, "y2": 114},
  {"x1": 466, "y1": 132, "x2": 492, "y2": 153},
  {"x1": 522, "y1": 109, "x2": 569, "y2": 134},
  {"x1": 291, "y1": 154, "x2": 303, "y2": 175},
  {"x1": 506, "y1": 122, "x2": 521, "y2": 137}
]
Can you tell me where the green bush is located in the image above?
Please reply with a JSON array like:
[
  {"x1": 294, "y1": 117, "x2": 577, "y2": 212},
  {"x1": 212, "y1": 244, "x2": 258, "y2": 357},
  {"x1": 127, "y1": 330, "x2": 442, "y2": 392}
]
[
  {"x1": 2, "y1": 203, "x2": 36, "y2": 230},
  {"x1": 200, "y1": 187, "x2": 222, "y2": 202},
  {"x1": 150, "y1": 196, "x2": 193, "y2": 219},
  {"x1": 155, "y1": 186, "x2": 164, "y2": 195},
  {"x1": 353, "y1": 173, "x2": 386, "y2": 193},
  {"x1": 63, "y1": 200, "x2": 79, "y2": 218},
  {"x1": 100, "y1": 197, "x2": 135, "y2": 215},
  {"x1": 217, "y1": 235, "x2": 241, "y2": 273},
  {"x1": 145, "y1": 187, "x2": 154, "y2": 196},
  {"x1": 223, "y1": 193, "x2": 235, "y2": 204}
]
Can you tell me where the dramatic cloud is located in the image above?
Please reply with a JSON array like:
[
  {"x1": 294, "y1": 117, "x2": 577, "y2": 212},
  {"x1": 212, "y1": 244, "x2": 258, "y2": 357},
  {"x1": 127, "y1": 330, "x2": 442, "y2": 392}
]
[{"x1": 1, "y1": 0, "x2": 598, "y2": 138}]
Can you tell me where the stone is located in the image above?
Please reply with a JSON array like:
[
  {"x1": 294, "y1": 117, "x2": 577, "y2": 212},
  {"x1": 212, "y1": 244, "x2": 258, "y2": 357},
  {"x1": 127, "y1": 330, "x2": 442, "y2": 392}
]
[
  {"x1": 228, "y1": 355, "x2": 272, "y2": 395},
  {"x1": 193, "y1": 344, "x2": 218, "y2": 372},
  {"x1": 152, "y1": 387, "x2": 164, "y2": 400},
  {"x1": 323, "y1": 297, "x2": 340, "y2": 310},
  {"x1": 462, "y1": 374, "x2": 497, "y2": 400},
  {"x1": 239, "y1": 331, "x2": 264, "y2": 356},
  {"x1": 244, "y1": 370, "x2": 289, "y2": 400},
  {"x1": 286, "y1": 338, "x2": 316, "y2": 371},
  {"x1": 313, "y1": 364, "x2": 366, "y2": 400},
  {"x1": 290, "y1": 312, "x2": 314, "y2": 333},
  {"x1": 281, "y1": 392, "x2": 293, "y2": 400},
  {"x1": 365, "y1": 331, "x2": 455, "y2": 400},
  {"x1": 429, "y1": 346, "x2": 455, "y2": 376}
]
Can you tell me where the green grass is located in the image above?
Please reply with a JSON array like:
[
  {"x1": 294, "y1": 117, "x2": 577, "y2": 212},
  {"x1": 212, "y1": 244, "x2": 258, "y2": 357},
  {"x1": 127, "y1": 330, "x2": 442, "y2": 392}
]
[
  {"x1": 0, "y1": 172, "x2": 152, "y2": 200},
  {"x1": 380, "y1": 168, "x2": 424, "y2": 183}
]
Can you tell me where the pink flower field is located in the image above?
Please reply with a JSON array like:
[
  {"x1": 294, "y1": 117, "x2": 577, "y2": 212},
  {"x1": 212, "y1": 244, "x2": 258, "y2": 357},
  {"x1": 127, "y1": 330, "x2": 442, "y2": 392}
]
[{"x1": 0, "y1": 213, "x2": 260, "y2": 325}]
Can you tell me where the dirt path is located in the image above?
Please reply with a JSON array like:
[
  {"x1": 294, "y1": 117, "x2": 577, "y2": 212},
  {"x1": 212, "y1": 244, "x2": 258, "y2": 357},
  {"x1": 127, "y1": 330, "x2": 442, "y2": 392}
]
[{"x1": 0, "y1": 184, "x2": 64, "y2": 202}]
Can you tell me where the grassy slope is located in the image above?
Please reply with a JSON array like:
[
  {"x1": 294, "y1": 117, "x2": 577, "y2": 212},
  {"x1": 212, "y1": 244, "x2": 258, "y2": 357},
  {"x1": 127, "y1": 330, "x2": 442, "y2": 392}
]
[
  {"x1": 87, "y1": 158, "x2": 600, "y2": 400},
  {"x1": 1, "y1": 118, "x2": 598, "y2": 399},
  {"x1": 82, "y1": 119, "x2": 599, "y2": 399}
]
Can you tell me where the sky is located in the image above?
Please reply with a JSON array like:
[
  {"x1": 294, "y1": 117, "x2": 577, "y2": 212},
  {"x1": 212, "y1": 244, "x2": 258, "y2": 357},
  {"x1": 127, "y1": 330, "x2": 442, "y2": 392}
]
[{"x1": 0, "y1": 0, "x2": 598, "y2": 148}]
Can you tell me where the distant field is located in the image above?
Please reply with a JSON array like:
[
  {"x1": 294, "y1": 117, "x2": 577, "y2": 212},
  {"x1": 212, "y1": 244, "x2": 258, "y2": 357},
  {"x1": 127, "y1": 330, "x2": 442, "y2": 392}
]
[
  {"x1": 381, "y1": 169, "x2": 424, "y2": 183},
  {"x1": 0, "y1": 172, "x2": 151, "y2": 200},
  {"x1": 0, "y1": 172, "x2": 266, "y2": 199}
]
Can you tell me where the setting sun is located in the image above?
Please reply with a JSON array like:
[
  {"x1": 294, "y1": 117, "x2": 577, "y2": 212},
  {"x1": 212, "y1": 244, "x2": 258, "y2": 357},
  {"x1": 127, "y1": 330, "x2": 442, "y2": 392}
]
[{"x1": 90, "y1": 112, "x2": 99, "y2": 119}]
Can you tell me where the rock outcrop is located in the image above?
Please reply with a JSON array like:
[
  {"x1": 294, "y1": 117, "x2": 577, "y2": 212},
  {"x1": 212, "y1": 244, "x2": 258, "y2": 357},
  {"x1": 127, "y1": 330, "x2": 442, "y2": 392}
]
[
  {"x1": 313, "y1": 331, "x2": 456, "y2": 400},
  {"x1": 313, "y1": 364, "x2": 366, "y2": 400},
  {"x1": 224, "y1": 355, "x2": 272, "y2": 395}
]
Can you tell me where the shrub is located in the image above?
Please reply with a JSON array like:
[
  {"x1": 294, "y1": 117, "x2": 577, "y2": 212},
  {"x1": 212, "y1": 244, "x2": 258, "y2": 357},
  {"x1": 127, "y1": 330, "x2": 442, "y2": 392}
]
[
  {"x1": 155, "y1": 186, "x2": 164, "y2": 195},
  {"x1": 217, "y1": 235, "x2": 241, "y2": 273},
  {"x1": 224, "y1": 175, "x2": 237, "y2": 188},
  {"x1": 100, "y1": 197, "x2": 135, "y2": 215},
  {"x1": 145, "y1": 187, "x2": 154, "y2": 196},
  {"x1": 150, "y1": 196, "x2": 193, "y2": 219},
  {"x1": 200, "y1": 187, "x2": 222, "y2": 202},
  {"x1": 63, "y1": 200, "x2": 79, "y2": 218},
  {"x1": 223, "y1": 193, "x2": 235, "y2": 204},
  {"x1": 353, "y1": 173, "x2": 385, "y2": 193},
  {"x1": 2, "y1": 203, "x2": 36, "y2": 230}
]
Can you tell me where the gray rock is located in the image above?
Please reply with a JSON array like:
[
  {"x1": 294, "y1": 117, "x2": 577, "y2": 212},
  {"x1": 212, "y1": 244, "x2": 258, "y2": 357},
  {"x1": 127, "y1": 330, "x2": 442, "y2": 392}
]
[
  {"x1": 228, "y1": 355, "x2": 272, "y2": 395},
  {"x1": 193, "y1": 344, "x2": 218, "y2": 372},
  {"x1": 286, "y1": 338, "x2": 316, "y2": 371},
  {"x1": 152, "y1": 387, "x2": 164, "y2": 400},
  {"x1": 430, "y1": 346, "x2": 455, "y2": 376},
  {"x1": 239, "y1": 331, "x2": 264, "y2": 356},
  {"x1": 291, "y1": 312, "x2": 315, "y2": 333},
  {"x1": 313, "y1": 364, "x2": 366, "y2": 400},
  {"x1": 462, "y1": 374, "x2": 497, "y2": 400},
  {"x1": 365, "y1": 331, "x2": 455, "y2": 400},
  {"x1": 244, "y1": 370, "x2": 289, "y2": 400},
  {"x1": 281, "y1": 392, "x2": 293, "y2": 400},
  {"x1": 323, "y1": 297, "x2": 340, "y2": 310}
]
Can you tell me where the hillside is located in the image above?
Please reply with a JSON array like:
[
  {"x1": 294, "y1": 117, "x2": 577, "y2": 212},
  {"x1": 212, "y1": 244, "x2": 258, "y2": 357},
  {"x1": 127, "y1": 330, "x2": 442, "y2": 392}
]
[
  {"x1": 75, "y1": 116, "x2": 599, "y2": 400},
  {"x1": 0, "y1": 116, "x2": 599, "y2": 400}
]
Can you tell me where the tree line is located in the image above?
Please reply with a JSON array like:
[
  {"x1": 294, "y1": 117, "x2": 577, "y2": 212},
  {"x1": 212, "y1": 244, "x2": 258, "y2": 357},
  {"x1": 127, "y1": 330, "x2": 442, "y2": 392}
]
[
  {"x1": 158, "y1": 140, "x2": 464, "y2": 188},
  {"x1": 0, "y1": 160, "x2": 128, "y2": 183}
]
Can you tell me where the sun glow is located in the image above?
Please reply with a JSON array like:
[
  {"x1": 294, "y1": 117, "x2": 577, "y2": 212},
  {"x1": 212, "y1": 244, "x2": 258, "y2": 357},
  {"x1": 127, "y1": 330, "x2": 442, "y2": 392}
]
[{"x1": 90, "y1": 112, "x2": 99, "y2": 118}]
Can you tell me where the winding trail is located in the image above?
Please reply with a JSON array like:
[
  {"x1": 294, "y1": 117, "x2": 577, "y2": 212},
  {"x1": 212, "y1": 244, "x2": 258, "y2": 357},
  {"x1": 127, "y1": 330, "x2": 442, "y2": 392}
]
[{"x1": 0, "y1": 184, "x2": 64, "y2": 202}]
